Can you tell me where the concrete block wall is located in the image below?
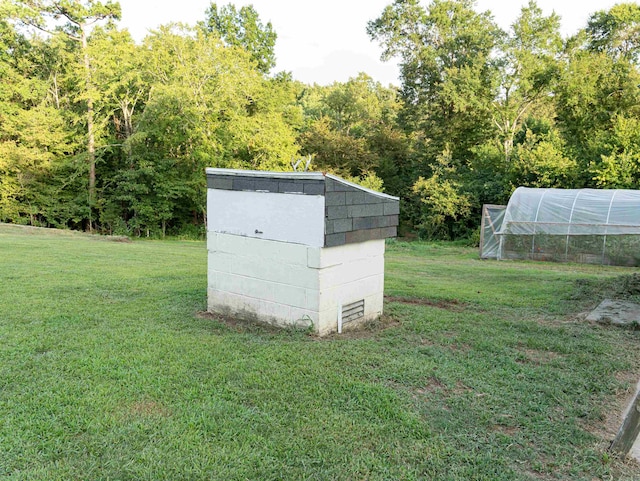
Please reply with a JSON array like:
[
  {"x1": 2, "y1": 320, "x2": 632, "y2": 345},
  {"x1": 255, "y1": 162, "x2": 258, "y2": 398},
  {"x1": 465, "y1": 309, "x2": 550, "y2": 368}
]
[
  {"x1": 314, "y1": 239, "x2": 386, "y2": 335},
  {"x1": 206, "y1": 168, "x2": 397, "y2": 335},
  {"x1": 208, "y1": 232, "x2": 386, "y2": 335}
]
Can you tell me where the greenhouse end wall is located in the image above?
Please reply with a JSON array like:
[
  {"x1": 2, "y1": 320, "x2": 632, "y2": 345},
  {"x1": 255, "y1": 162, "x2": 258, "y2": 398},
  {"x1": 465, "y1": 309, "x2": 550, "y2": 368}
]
[
  {"x1": 480, "y1": 204, "x2": 506, "y2": 259},
  {"x1": 482, "y1": 188, "x2": 640, "y2": 267}
]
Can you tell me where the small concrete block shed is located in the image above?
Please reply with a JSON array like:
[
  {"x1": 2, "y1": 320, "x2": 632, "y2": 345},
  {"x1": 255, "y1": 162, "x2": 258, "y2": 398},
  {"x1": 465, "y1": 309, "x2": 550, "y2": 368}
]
[{"x1": 206, "y1": 168, "x2": 399, "y2": 335}]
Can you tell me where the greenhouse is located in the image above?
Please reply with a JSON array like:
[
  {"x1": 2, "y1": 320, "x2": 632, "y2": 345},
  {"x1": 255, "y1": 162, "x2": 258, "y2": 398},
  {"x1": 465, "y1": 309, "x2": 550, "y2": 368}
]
[{"x1": 480, "y1": 187, "x2": 640, "y2": 266}]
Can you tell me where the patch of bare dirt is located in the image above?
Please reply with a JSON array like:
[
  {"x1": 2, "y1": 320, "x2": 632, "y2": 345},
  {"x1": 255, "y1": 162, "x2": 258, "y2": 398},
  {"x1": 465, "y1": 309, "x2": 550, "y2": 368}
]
[
  {"x1": 515, "y1": 347, "x2": 563, "y2": 365},
  {"x1": 414, "y1": 375, "x2": 447, "y2": 395},
  {"x1": 195, "y1": 310, "x2": 285, "y2": 333},
  {"x1": 522, "y1": 469, "x2": 555, "y2": 481},
  {"x1": 319, "y1": 314, "x2": 402, "y2": 341},
  {"x1": 491, "y1": 423, "x2": 519, "y2": 437},
  {"x1": 384, "y1": 295, "x2": 468, "y2": 311},
  {"x1": 413, "y1": 378, "x2": 472, "y2": 397},
  {"x1": 126, "y1": 400, "x2": 170, "y2": 418},
  {"x1": 588, "y1": 370, "x2": 640, "y2": 445},
  {"x1": 196, "y1": 311, "x2": 401, "y2": 339}
]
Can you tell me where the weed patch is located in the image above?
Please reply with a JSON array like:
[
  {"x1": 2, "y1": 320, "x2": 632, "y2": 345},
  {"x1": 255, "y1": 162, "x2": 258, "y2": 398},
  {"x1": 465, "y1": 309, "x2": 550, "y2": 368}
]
[{"x1": 571, "y1": 273, "x2": 640, "y2": 305}]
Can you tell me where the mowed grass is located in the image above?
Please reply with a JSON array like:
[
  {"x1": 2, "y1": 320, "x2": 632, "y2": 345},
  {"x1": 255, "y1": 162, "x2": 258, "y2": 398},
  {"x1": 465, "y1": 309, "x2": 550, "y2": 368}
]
[{"x1": 1, "y1": 226, "x2": 640, "y2": 480}]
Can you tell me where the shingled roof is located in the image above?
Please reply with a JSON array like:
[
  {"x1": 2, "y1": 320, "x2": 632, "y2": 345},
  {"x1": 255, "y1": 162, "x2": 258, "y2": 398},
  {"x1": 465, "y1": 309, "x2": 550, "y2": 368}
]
[{"x1": 206, "y1": 168, "x2": 399, "y2": 248}]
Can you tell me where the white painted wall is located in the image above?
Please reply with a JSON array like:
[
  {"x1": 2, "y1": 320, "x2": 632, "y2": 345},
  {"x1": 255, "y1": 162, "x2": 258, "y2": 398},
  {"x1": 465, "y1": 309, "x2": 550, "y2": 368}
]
[
  {"x1": 207, "y1": 189, "x2": 325, "y2": 247},
  {"x1": 207, "y1": 232, "x2": 386, "y2": 335},
  {"x1": 316, "y1": 240, "x2": 385, "y2": 335}
]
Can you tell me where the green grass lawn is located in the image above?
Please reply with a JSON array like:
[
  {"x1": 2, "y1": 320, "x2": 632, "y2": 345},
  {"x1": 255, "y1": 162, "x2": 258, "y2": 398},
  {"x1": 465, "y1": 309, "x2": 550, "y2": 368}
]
[{"x1": 1, "y1": 225, "x2": 639, "y2": 480}]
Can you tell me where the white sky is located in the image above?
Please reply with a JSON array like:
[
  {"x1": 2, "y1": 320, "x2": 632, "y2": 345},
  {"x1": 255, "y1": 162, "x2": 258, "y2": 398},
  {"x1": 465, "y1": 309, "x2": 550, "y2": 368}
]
[{"x1": 117, "y1": 0, "x2": 622, "y2": 86}]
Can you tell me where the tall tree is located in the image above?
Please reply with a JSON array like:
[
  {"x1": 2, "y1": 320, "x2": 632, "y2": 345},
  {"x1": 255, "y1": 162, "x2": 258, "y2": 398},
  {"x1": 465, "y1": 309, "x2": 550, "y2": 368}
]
[
  {"x1": 107, "y1": 25, "x2": 298, "y2": 236},
  {"x1": 203, "y1": 2, "x2": 276, "y2": 73},
  {"x1": 9, "y1": 0, "x2": 120, "y2": 229},
  {"x1": 89, "y1": 26, "x2": 146, "y2": 152},
  {"x1": 299, "y1": 73, "x2": 405, "y2": 189},
  {"x1": 555, "y1": 47, "x2": 640, "y2": 185},
  {"x1": 492, "y1": 0, "x2": 562, "y2": 165},
  {"x1": 368, "y1": 0, "x2": 501, "y2": 163},
  {"x1": 368, "y1": 0, "x2": 502, "y2": 237},
  {"x1": 586, "y1": 2, "x2": 640, "y2": 63},
  {"x1": 0, "y1": 16, "x2": 70, "y2": 224}
]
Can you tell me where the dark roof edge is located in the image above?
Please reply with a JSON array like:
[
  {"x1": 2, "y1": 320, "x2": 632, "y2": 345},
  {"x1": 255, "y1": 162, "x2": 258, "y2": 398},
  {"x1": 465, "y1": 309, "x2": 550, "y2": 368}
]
[
  {"x1": 206, "y1": 168, "x2": 324, "y2": 181},
  {"x1": 325, "y1": 174, "x2": 399, "y2": 201},
  {"x1": 205, "y1": 168, "x2": 400, "y2": 201}
]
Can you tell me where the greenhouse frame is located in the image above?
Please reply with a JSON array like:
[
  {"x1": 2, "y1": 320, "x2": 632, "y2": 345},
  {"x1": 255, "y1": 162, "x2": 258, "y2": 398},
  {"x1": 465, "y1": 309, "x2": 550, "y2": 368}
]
[{"x1": 480, "y1": 187, "x2": 640, "y2": 266}]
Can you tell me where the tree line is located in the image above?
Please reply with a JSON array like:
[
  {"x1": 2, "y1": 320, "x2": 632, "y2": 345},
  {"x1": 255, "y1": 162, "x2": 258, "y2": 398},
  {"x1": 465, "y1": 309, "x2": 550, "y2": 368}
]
[{"x1": 1, "y1": 0, "x2": 639, "y2": 239}]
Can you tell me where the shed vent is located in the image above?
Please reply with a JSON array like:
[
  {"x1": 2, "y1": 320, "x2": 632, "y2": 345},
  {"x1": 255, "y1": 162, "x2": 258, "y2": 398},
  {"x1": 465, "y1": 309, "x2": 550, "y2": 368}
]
[{"x1": 342, "y1": 300, "x2": 365, "y2": 325}]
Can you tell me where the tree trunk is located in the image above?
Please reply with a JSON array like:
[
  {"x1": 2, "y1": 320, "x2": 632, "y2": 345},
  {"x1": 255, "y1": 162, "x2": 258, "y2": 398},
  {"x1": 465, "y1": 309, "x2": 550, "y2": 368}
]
[
  {"x1": 50, "y1": 73, "x2": 60, "y2": 109},
  {"x1": 81, "y1": 26, "x2": 96, "y2": 232}
]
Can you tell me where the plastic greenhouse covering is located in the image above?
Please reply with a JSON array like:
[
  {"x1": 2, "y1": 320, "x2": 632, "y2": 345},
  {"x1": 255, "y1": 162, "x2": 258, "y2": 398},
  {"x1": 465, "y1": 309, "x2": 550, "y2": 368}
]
[
  {"x1": 480, "y1": 187, "x2": 640, "y2": 266},
  {"x1": 480, "y1": 205, "x2": 506, "y2": 259}
]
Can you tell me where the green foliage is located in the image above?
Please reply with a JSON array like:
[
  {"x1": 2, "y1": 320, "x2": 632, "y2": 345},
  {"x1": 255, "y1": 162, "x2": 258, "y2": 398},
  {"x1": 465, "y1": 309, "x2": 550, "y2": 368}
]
[
  {"x1": 298, "y1": 73, "x2": 407, "y2": 193},
  {"x1": 203, "y1": 2, "x2": 276, "y2": 73},
  {"x1": 587, "y1": 2, "x2": 640, "y2": 63},
  {"x1": 88, "y1": 26, "x2": 146, "y2": 141},
  {"x1": 367, "y1": 0, "x2": 640, "y2": 238},
  {"x1": 4, "y1": 1, "x2": 640, "y2": 239},
  {"x1": 412, "y1": 148, "x2": 471, "y2": 240},
  {"x1": 300, "y1": 116, "x2": 374, "y2": 175},
  {"x1": 491, "y1": 1, "x2": 562, "y2": 166},
  {"x1": 369, "y1": 0, "x2": 501, "y2": 149},
  {"x1": 337, "y1": 171, "x2": 385, "y2": 193},
  {"x1": 0, "y1": 18, "x2": 73, "y2": 224},
  {"x1": 96, "y1": 24, "x2": 299, "y2": 235},
  {"x1": 555, "y1": 48, "x2": 640, "y2": 184},
  {"x1": 510, "y1": 127, "x2": 577, "y2": 188},
  {"x1": 591, "y1": 115, "x2": 640, "y2": 188},
  {"x1": 8, "y1": 0, "x2": 121, "y2": 31},
  {"x1": 368, "y1": 0, "x2": 503, "y2": 237},
  {"x1": 1, "y1": 3, "x2": 301, "y2": 236}
]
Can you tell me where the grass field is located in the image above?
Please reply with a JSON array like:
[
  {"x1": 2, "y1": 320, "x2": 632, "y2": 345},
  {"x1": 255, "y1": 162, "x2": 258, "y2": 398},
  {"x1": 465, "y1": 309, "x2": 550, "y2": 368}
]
[{"x1": 1, "y1": 224, "x2": 640, "y2": 480}]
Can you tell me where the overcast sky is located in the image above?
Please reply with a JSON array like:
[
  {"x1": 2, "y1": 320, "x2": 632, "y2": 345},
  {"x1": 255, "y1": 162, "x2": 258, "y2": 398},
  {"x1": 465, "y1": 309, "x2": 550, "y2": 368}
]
[{"x1": 117, "y1": 0, "x2": 622, "y2": 86}]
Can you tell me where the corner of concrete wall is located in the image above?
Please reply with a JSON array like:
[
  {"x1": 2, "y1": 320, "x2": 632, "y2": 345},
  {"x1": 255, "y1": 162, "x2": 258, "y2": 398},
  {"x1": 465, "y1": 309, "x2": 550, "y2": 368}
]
[{"x1": 207, "y1": 233, "x2": 388, "y2": 336}]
